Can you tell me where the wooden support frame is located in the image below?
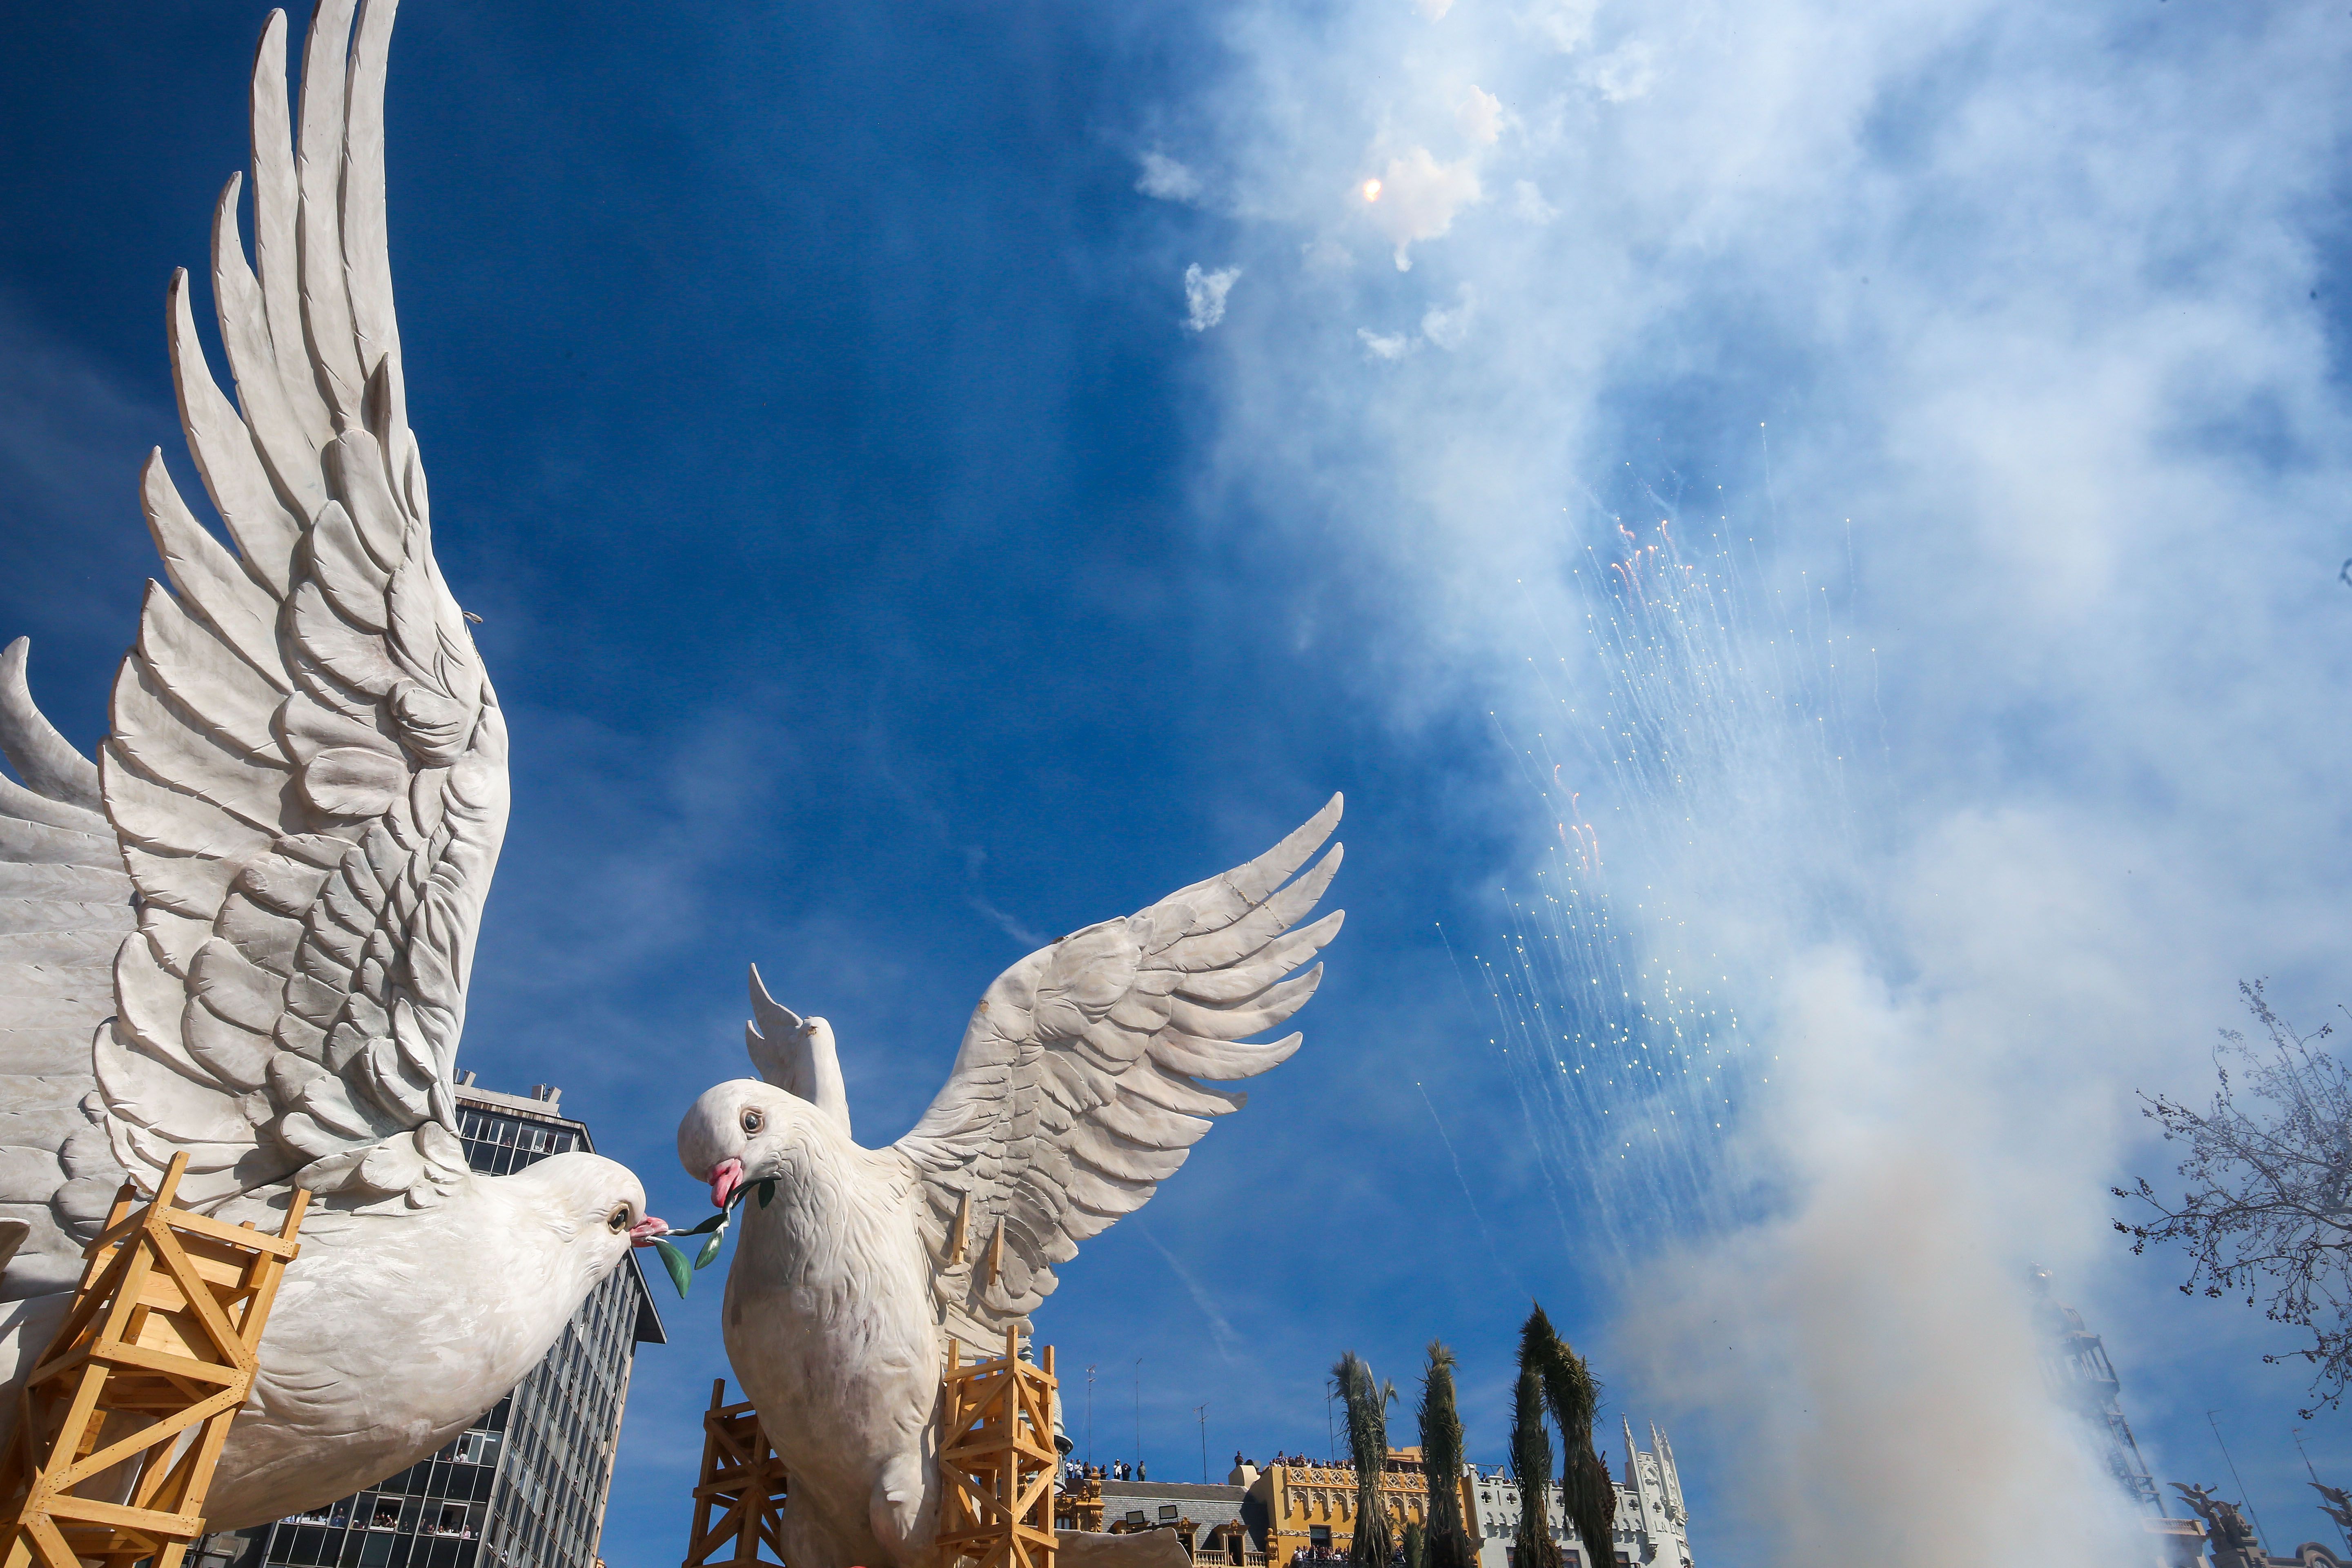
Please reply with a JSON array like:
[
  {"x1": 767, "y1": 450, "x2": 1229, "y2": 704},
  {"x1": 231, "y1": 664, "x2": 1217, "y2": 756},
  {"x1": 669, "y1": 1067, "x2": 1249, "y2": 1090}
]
[
  {"x1": 682, "y1": 1379, "x2": 787, "y2": 1568},
  {"x1": 0, "y1": 1151, "x2": 308, "y2": 1568},
  {"x1": 938, "y1": 1330, "x2": 1058, "y2": 1568}
]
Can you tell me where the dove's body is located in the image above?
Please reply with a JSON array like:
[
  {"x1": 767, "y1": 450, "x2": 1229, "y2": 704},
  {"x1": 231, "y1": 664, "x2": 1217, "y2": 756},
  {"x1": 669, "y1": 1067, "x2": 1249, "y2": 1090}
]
[{"x1": 717, "y1": 1136, "x2": 942, "y2": 1568}]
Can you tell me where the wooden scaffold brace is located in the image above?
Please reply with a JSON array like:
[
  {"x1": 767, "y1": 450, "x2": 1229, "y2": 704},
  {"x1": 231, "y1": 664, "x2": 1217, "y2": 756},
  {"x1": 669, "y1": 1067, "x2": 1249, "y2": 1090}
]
[
  {"x1": 682, "y1": 1379, "x2": 788, "y2": 1568},
  {"x1": 0, "y1": 1150, "x2": 309, "y2": 1568},
  {"x1": 938, "y1": 1330, "x2": 1058, "y2": 1568}
]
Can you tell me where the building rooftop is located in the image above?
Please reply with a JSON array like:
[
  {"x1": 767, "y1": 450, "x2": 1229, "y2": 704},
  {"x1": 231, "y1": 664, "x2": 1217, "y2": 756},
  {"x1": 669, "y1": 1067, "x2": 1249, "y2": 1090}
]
[
  {"x1": 1101, "y1": 1482, "x2": 1246, "y2": 1503},
  {"x1": 455, "y1": 1077, "x2": 567, "y2": 1119}
]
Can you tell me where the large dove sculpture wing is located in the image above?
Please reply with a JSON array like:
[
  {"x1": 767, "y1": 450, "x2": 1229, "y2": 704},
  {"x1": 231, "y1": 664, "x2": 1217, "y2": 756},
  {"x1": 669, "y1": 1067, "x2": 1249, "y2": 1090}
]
[
  {"x1": 93, "y1": 0, "x2": 501, "y2": 1218},
  {"x1": 894, "y1": 793, "x2": 1344, "y2": 1341},
  {"x1": 0, "y1": 642, "x2": 136, "y2": 1295},
  {"x1": 0, "y1": 2, "x2": 662, "y2": 1527}
]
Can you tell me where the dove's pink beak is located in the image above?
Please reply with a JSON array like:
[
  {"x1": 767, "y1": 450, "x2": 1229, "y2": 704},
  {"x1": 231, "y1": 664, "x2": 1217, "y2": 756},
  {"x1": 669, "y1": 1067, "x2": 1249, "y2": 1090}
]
[
  {"x1": 628, "y1": 1216, "x2": 670, "y2": 1248},
  {"x1": 709, "y1": 1158, "x2": 745, "y2": 1210}
]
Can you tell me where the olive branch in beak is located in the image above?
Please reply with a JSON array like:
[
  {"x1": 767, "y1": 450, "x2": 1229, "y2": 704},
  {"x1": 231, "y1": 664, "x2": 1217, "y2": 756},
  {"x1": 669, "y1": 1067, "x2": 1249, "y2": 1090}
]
[{"x1": 647, "y1": 1178, "x2": 776, "y2": 1297}]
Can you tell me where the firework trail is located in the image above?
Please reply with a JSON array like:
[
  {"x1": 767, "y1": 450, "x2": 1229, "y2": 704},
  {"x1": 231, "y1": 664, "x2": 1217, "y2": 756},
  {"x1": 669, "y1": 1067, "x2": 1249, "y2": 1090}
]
[
  {"x1": 1469, "y1": 502, "x2": 1869, "y2": 1265},
  {"x1": 1413, "y1": 1075, "x2": 1527, "y2": 1294},
  {"x1": 1459, "y1": 495, "x2": 2163, "y2": 1568}
]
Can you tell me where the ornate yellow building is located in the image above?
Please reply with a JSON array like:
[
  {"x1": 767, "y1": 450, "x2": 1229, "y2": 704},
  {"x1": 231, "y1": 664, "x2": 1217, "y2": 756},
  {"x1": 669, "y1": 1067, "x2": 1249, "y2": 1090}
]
[
  {"x1": 1047, "y1": 1420, "x2": 1692, "y2": 1568},
  {"x1": 1249, "y1": 1448, "x2": 1479, "y2": 1564}
]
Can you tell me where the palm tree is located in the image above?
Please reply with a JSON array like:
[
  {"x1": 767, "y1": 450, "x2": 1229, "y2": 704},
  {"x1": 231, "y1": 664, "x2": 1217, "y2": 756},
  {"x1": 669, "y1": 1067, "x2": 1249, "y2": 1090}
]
[
  {"x1": 1403, "y1": 1520, "x2": 1425, "y2": 1568},
  {"x1": 1333, "y1": 1351, "x2": 1395, "y2": 1567},
  {"x1": 1525, "y1": 1306, "x2": 1617, "y2": 1568},
  {"x1": 1416, "y1": 1341, "x2": 1475, "y2": 1568},
  {"x1": 1508, "y1": 1357, "x2": 1559, "y2": 1568}
]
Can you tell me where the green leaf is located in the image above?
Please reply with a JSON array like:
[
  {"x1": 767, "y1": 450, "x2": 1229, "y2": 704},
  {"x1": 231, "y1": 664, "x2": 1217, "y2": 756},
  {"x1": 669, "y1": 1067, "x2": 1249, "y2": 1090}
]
[
  {"x1": 757, "y1": 1180, "x2": 776, "y2": 1208},
  {"x1": 651, "y1": 1237, "x2": 694, "y2": 1298},
  {"x1": 677, "y1": 1209, "x2": 731, "y2": 1237},
  {"x1": 695, "y1": 1227, "x2": 727, "y2": 1270}
]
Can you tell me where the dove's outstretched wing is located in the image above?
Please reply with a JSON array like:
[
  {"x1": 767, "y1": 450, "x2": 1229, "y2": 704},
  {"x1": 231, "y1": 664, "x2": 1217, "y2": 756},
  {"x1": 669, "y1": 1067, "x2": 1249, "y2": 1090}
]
[
  {"x1": 893, "y1": 795, "x2": 1342, "y2": 1339},
  {"x1": 87, "y1": 0, "x2": 505, "y2": 1212},
  {"x1": 0, "y1": 644, "x2": 135, "y2": 1295}
]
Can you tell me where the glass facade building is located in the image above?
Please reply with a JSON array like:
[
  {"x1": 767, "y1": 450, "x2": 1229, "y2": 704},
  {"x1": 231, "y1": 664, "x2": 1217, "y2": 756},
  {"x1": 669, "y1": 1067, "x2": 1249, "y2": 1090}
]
[{"x1": 206, "y1": 1082, "x2": 665, "y2": 1568}]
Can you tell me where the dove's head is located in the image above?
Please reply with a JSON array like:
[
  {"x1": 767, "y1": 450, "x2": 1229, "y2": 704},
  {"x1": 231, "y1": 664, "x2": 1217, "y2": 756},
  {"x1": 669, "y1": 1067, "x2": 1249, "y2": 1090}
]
[
  {"x1": 677, "y1": 1078, "x2": 844, "y2": 1209},
  {"x1": 486, "y1": 1151, "x2": 671, "y2": 1285}
]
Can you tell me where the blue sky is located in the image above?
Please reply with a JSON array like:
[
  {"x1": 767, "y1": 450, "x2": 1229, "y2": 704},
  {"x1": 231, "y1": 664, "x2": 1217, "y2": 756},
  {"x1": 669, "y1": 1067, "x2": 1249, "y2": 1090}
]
[{"x1": 5, "y1": 1, "x2": 2352, "y2": 1564}]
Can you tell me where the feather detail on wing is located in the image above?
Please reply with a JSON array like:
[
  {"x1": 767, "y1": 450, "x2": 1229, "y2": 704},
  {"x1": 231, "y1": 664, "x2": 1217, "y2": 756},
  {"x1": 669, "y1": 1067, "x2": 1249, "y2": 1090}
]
[
  {"x1": 894, "y1": 795, "x2": 1343, "y2": 1339},
  {"x1": 93, "y1": 0, "x2": 500, "y2": 1212},
  {"x1": 0, "y1": 641, "x2": 134, "y2": 1298}
]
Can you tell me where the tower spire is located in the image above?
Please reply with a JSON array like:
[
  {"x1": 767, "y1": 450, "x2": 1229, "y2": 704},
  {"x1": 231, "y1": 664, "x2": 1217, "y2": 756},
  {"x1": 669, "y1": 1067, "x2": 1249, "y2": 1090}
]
[{"x1": 1651, "y1": 1422, "x2": 1684, "y2": 1521}]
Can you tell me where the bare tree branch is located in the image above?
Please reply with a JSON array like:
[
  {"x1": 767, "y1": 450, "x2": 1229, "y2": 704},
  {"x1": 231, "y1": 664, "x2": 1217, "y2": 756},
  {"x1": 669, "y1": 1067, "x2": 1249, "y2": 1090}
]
[{"x1": 2115, "y1": 982, "x2": 2352, "y2": 1419}]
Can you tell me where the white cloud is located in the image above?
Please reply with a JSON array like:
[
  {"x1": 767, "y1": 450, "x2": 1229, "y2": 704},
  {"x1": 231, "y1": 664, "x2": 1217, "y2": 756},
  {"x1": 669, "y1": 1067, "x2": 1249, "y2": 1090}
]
[
  {"x1": 1419, "y1": 287, "x2": 1475, "y2": 349},
  {"x1": 1136, "y1": 149, "x2": 1204, "y2": 202},
  {"x1": 1588, "y1": 38, "x2": 1655, "y2": 101},
  {"x1": 1361, "y1": 145, "x2": 1483, "y2": 270},
  {"x1": 1300, "y1": 237, "x2": 1355, "y2": 272},
  {"x1": 1525, "y1": 0, "x2": 1599, "y2": 52},
  {"x1": 1182, "y1": 263, "x2": 1241, "y2": 332},
  {"x1": 1510, "y1": 178, "x2": 1557, "y2": 221},
  {"x1": 1151, "y1": 0, "x2": 2352, "y2": 1556},
  {"x1": 1414, "y1": 0, "x2": 1455, "y2": 19},
  {"x1": 962, "y1": 894, "x2": 1047, "y2": 949},
  {"x1": 1456, "y1": 84, "x2": 1504, "y2": 145}
]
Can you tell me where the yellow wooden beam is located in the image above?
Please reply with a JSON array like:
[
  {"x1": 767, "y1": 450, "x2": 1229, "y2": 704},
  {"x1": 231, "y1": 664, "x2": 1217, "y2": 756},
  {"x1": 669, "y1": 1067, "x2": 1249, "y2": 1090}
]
[{"x1": 0, "y1": 1153, "x2": 306, "y2": 1568}]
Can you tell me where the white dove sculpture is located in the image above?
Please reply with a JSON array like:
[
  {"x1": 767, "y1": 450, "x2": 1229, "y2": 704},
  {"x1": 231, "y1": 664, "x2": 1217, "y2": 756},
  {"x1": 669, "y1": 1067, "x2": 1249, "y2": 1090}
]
[
  {"x1": 0, "y1": 0, "x2": 667, "y2": 1529},
  {"x1": 675, "y1": 797, "x2": 1344, "y2": 1568}
]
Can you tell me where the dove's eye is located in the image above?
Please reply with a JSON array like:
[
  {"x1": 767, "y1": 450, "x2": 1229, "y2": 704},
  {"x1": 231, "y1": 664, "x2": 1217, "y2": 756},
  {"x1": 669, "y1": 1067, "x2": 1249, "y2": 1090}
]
[
  {"x1": 606, "y1": 1205, "x2": 631, "y2": 1234},
  {"x1": 742, "y1": 1109, "x2": 765, "y2": 1135}
]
